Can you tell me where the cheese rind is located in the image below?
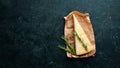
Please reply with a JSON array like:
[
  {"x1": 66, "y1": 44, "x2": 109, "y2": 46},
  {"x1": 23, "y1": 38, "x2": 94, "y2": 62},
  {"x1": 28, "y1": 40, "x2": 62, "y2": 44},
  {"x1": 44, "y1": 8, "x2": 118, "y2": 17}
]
[{"x1": 73, "y1": 15, "x2": 94, "y2": 55}]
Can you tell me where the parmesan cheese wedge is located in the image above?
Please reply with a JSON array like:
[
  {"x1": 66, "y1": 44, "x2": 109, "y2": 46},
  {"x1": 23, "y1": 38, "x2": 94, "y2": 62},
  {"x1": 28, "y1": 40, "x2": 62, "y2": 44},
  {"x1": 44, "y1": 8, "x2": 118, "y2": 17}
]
[{"x1": 73, "y1": 15, "x2": 94, "y2": 55}]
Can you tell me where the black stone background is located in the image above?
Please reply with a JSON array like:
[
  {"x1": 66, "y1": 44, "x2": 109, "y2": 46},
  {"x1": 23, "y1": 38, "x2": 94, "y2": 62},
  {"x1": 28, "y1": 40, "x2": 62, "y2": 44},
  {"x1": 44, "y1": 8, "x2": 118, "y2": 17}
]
[{"x1": 0, "y1": 0, "x2": 120, "y2": 68}]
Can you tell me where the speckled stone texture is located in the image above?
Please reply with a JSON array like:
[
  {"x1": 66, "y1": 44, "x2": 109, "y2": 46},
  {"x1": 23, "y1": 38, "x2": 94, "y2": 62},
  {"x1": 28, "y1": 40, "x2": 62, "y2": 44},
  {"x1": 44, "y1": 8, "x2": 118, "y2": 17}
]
[{"x1": 0, "y1": 0, "x2": 120, "y2": 68}]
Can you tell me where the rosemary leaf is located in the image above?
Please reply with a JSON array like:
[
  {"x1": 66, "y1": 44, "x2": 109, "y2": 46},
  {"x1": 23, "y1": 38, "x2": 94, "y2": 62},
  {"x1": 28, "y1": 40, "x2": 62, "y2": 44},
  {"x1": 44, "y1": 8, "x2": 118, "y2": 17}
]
[
  {"x1": 73, "y1": 31, "x2": 88, "y2": 51},
  {"x1": 58, "y1": 45, "x2": 74, "y2": 54},
  {"x1": 61, "y1": 36, "x2": 75, "y2": 54}
]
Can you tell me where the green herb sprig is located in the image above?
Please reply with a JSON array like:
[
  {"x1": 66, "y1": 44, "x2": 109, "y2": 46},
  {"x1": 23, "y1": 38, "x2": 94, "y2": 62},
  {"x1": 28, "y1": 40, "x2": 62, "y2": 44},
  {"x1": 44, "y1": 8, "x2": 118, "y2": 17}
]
[
  {"x1": 58, "y1": 45, "x2": 72, "y2": 53},
  {"x1": 58, "y1": 36, "x2": 75, "y2": 55},
  {"x1": 73, "y1": 31, "x2": 88, "y2": 51},
  {"x1": 58, "y1": 31, "x2": 88, "y2": 54}
]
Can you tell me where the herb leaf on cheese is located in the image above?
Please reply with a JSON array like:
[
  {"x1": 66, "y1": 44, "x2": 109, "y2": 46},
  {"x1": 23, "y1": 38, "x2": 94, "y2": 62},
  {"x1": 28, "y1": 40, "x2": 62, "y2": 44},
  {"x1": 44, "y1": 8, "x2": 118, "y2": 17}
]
[{"x1": 73, "y1": 31, "x2": 88, "y2": 51}]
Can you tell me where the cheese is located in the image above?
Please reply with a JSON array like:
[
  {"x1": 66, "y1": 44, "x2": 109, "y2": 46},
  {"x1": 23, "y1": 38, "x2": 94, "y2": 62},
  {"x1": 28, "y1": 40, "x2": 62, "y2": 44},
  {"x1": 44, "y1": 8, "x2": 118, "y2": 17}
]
[{"x1": 73, "y1": 15, "x2": 94, "y2": 55}]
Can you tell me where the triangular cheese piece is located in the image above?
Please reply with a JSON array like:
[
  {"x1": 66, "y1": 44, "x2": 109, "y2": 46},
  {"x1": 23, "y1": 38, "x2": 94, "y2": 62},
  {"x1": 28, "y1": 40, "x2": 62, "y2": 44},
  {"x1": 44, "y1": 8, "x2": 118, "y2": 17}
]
[{"x1": 73, "y1": 14, "x2": 94, "y2": 55}]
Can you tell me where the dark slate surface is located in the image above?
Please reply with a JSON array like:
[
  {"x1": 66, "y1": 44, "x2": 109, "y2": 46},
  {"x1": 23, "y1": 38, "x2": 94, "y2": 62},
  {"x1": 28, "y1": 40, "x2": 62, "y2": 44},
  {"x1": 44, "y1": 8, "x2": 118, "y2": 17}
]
[{"x1": 0, "y1": 0, "x2": 120, "y2": 68}]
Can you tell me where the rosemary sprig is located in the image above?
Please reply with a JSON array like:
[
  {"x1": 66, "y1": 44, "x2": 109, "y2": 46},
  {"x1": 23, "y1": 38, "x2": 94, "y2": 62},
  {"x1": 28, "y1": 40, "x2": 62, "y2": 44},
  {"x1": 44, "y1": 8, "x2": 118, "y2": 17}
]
[
  {"x1": 73, "y1": 31, "x2": 88, "y2": 51},
  {"x1": 58, "y1": 36, "x2": 75, "y2": 54},
  {"x1": 58, "y1": 45, "x2": 73, "y2": 54},
  {"x1": 61, "y1": 36, "x2": 75, "y2": 52}
]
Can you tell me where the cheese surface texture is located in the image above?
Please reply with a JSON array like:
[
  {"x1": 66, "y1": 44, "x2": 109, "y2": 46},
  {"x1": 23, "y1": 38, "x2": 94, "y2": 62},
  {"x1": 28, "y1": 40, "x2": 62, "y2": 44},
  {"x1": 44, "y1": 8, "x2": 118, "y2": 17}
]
[{"x1": 73, "y1": 15, "x2": 94, "y2": 55}]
